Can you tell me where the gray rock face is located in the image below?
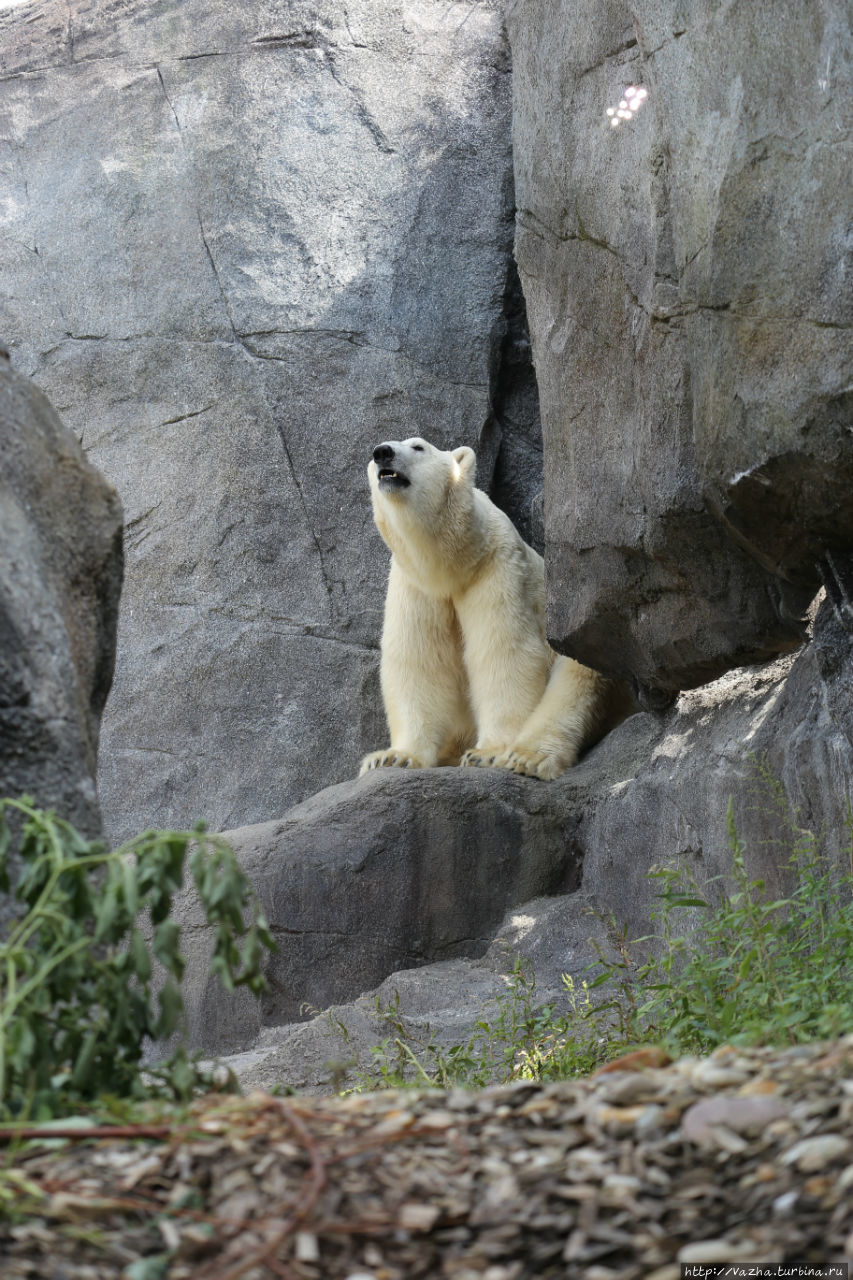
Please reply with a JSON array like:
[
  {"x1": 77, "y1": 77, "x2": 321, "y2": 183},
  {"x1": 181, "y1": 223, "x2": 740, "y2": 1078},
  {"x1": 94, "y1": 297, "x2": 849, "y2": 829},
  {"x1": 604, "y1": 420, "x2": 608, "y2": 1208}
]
[
  {"x1": 580, "y1": 602, "x2": 853, "y2": 946},
  {"x1": 0, "y1": 0, "x2": 532, "y2": 841},
  {"x1": 175, "y1": 766, "x2": 580, "y2": 1052},
  {"x1": 224, "y1": 897, "x2": 603, "y2": 1093},
  {"x1": 507, "y1": 0, "x2": 852, "y2": 698},
  {"x1": 182, "y1": 599, "x2": 853, "y2": 1070},
  {"x1": 0, "y1": 358, "x2": 123, "y2": 836}
]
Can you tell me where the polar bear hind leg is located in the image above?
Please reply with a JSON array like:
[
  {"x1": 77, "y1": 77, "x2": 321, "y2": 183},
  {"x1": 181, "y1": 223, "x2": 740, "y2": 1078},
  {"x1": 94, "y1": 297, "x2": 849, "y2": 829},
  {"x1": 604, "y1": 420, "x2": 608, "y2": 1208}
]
[{"x1": 491, "y1": 656, "x2": 606, "y2": 780}]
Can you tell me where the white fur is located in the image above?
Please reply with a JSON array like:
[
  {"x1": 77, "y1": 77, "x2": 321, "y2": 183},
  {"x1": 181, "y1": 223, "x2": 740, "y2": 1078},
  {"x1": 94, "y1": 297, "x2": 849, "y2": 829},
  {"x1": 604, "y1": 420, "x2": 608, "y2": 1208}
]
[{"x1": 359, "y1": 438, "x2": 629, "y2": 780}]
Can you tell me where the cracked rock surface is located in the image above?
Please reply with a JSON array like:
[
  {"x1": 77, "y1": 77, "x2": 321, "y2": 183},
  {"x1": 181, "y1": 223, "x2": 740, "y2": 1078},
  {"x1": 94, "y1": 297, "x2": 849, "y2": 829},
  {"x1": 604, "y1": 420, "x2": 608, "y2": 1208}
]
[
  {"x1": 507, "y1": 0, "x2": 853, "y2": 698},
  {"x1": 0, "y1": 0, "x2": 529, "y2": 840},
  {"x1": 0, "y1": 357, "x2": 122, "y2": 842}
]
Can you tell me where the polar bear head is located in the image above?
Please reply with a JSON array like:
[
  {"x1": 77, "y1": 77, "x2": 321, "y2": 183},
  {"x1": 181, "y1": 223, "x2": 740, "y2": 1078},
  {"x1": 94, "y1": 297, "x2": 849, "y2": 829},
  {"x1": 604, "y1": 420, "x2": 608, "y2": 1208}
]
[
  {"x1": 367, "y1": 437, "x2": 479, "y2": 592},
  {"x1": 368, "y1": 437, "x2": 475, "y2": 497}
]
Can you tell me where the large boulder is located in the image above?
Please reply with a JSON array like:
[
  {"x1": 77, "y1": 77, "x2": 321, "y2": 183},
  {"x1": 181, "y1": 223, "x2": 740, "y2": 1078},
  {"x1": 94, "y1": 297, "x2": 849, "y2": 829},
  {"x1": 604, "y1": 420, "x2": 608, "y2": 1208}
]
[
  {"x1": 179, "y1": 598, "x2": 853, "y2": 1072},
  {"x1": 174, "y1": 766, "x2": 580, "y2": 1052},
  {"x1": 507, "y1": 0, "x2": 852, "y2": 699},
  {"x1": 0, "y1": 0, "x2": 532, "y2": 842},
  {"x1": 222, "y1": 896, "x2": 602, "y2": 1093},
  {"x1": 579, "y1": 600, "x2": 853, "y2": 938},
  {"x1": 0, "y1": 355, "x2": 123, "y2": 836}
]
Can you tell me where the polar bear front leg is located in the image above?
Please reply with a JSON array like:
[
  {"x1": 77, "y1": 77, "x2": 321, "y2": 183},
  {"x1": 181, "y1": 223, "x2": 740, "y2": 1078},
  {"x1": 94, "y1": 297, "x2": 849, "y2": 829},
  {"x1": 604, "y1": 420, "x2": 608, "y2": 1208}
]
[{"x1": 359, "y1": 562, "x2": 473, "y2": 776}]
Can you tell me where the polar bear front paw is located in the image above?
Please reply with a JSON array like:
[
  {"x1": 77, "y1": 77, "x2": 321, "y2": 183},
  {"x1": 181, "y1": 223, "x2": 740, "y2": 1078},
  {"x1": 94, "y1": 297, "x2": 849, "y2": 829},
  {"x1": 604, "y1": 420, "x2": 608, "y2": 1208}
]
[
  {"x1": 492, "y1": 747, "x2": 575, "y2": 780},
  {"x1": 359, "y1": 750, "x2": 424, "y2": 775},
  {"x1": 459, "y1": 747, "x2": 503, "y2": 769}
]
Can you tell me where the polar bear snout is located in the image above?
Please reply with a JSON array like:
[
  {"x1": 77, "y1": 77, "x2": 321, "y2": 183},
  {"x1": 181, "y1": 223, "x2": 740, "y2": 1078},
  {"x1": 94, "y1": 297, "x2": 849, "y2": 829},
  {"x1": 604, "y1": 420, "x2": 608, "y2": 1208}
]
[{"x1": 372, "y1": 441, "x2": 411, "y2": 491}]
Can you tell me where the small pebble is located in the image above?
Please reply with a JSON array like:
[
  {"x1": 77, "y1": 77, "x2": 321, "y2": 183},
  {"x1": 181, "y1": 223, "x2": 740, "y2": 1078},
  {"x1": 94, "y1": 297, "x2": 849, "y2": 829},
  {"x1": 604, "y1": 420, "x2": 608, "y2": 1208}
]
[
  {"x1": 678, "y1": 1240, "x2": 744, "y2": 1263},
  {"x1": 634, "y1": 1103, "x2": 666, "y2": 1138},
  {"x1": 398, "y1": 1202, "x2": 441, "y2": 1231},
  {"x1": 781, "y1": 1134, "x2": 850, "y2": 1171},
  {"x1": 679, "y1": 1239, "x2": 766, "y2": 1263},
  {"x1": 596, "y1": 1073, "x2": 662, "y2": 1104},
  {"x1": 773, "y1": 1189, "x2": 800, "y2": 1216},
  {"x1": 593, "y1": 1103, "x2": 650, "y2": 1133},
  {"x1": 295, "y1": 1232, "x2": 320, "y2": 1262},
  {"x1": 690, "y1": 1062, "x2": 750, "y2": 1087},
  {"x1": 709, "y1": 1123, "x2": 749, "y2": 1154},
  {"x1": 682, "y1": 1095, "x2": 788, "y2": 1142}
]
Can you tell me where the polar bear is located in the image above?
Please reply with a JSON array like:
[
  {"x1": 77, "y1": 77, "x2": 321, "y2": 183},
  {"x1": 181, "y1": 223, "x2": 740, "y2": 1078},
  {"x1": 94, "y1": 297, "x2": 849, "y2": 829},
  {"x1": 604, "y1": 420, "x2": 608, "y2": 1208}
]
[{"x1": 359, "y1": 437, "x2": 633, "y2": 780}]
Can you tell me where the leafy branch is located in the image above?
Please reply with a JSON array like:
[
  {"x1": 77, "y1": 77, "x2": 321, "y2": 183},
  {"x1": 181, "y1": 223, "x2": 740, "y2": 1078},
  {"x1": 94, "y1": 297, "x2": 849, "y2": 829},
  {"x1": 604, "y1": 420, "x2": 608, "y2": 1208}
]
[{"x1": 0, "y1": 798, "x2": 276, "y2": 1120}]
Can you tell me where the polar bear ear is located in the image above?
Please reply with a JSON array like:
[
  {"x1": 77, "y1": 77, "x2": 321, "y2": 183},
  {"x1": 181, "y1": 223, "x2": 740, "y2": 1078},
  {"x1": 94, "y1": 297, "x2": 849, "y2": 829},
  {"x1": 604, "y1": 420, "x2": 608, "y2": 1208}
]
[{"x1": 452, "y1": 446, "x2": 476, "y2": 482}]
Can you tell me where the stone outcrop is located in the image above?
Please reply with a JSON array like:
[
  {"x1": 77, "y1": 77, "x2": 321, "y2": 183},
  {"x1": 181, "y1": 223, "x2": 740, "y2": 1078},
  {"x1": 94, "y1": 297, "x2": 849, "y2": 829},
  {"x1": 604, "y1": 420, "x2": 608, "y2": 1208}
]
[
  {"x1": 174, "y1": 766, "x2": 580, "y2": 1052},
  {"x1": 507, "y1": 0, "x2": 852, "y2": 700},
  {"x1": 2, "y1": 0, "x2": 851, "y2": 1101},
  {"x1": 181, "y1": 599, "x2": 852, "y2": 1078},
  {"x1": 0, "y1": 356, "x2": 123, "y2": 836},
  {"x1": 0, "y1": 0, "x2": 533, "y2": 842}
]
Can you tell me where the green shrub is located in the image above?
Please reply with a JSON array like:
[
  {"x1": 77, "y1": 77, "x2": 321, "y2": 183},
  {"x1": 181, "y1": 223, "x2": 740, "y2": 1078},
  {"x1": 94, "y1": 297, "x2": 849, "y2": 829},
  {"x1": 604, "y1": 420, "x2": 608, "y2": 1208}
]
[{"x1": 0, "y1": 798, "x2": 275, "y2": 1120}]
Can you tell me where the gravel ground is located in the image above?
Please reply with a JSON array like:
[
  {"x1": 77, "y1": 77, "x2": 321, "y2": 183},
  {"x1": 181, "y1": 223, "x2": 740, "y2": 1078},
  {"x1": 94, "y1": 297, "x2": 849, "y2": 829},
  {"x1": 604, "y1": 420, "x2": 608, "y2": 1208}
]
[{"x1": 3, "y1": 1037, "x2": 853, "y2": 1279}]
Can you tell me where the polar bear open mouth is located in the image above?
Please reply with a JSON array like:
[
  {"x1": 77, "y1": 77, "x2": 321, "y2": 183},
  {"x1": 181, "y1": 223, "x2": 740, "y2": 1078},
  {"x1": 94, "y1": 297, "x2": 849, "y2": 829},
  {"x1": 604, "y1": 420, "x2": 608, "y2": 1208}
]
[{"x1": 377, "y1": 468, "x2": 411, "y2": 490}]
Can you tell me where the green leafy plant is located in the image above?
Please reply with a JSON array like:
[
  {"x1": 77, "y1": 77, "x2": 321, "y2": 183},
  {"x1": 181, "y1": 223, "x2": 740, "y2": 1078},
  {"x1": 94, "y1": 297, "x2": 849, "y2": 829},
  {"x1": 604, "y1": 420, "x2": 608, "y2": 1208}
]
[{"x1": 0, "y1": 798, "x2": 275, "y2": 1119}]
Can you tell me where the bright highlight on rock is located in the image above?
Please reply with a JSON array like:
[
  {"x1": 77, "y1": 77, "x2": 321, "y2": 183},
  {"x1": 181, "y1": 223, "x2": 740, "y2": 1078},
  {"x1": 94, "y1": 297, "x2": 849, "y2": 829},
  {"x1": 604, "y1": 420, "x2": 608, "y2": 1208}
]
[{"x1": 606, "y1": 84, "x2": 648, "y2": 127}]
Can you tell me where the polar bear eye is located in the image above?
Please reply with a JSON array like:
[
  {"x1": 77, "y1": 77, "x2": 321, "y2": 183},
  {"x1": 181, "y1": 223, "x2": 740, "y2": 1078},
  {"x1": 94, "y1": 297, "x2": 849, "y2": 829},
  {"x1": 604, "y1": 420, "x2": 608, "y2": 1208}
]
[{"x1": 412, "y1": 444, "x2": 424, "y2": 452}]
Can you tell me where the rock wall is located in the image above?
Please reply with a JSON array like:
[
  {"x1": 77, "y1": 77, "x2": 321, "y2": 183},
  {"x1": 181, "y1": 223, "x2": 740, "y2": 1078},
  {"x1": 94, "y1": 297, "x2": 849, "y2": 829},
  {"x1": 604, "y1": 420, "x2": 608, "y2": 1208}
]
[
  {"x1": 0, "y1": 0, "x2": 533, "y2": 842},
  {"x1": 165, "y1": 1, "x2": 853, "y2": 1076},
  {"x1": 2, "y1": 0, "x2": 851, "y2": 1092},
  {"x1": 507, "y1": 0, "x2": 852, "y2": 700},
  {"x1": 0, "y1": 355, "x2": 123, "y2": 837},
  {"x1": 180, "y1": 598, "x2": 853, "y2": 1070}
]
